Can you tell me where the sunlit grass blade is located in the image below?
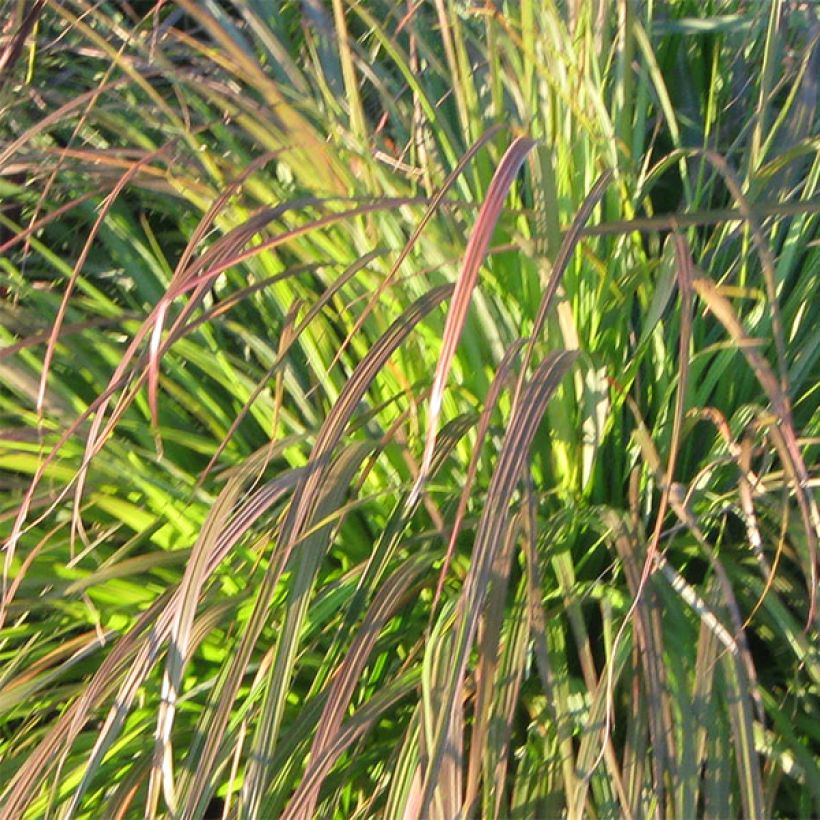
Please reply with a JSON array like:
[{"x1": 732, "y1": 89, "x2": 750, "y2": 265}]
[{"x1": 411, "y1": 136, "x2": 536, "y2": 502}]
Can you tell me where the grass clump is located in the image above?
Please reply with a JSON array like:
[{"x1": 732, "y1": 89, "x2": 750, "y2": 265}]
[{"x1": 0, "y1": 1, "x2": 817, "y2": 817}]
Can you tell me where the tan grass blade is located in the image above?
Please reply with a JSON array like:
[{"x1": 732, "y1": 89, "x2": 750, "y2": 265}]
[
  {"x1": 591, "y1": 231, "x2": 696, "y2": 797},
  {"x1": 602, "y1": 509, "x2": 675, "y2": 813},
  {"x1": 145, "y1": 476, "x2": 246, "y2": 817},
  {"x1": 240, "y1": 442, "x2": 372, "y2": 814},
  {"x1": 690, "y1": 274, "x2": 818, "y2": 625},
  {"x1": 485, "y1": 577, "x2": 531, "y2": 819}
]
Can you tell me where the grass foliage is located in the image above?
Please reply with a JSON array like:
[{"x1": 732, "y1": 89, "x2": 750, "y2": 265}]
[{"x1": 0, "y1": 0, "x2": 818, "y2": 816}]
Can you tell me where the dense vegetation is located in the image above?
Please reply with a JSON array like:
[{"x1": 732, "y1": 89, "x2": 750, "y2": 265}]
[{"x1": 0, "y1": 1, "x2": 817, "y2": 817}]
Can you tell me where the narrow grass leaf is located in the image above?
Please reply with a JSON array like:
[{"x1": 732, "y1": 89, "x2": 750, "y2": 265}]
[
  {"x1": 411, "y1": 136, "x2": 537, "y2": 504},
  {"x1": 419, "y1": 349, "x2": 576, "y2": 817}
]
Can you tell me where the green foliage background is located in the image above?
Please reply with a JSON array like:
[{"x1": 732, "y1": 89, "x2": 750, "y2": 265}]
[{"x1": 0, "y1": 0, "x2": 817, "y2": 817}]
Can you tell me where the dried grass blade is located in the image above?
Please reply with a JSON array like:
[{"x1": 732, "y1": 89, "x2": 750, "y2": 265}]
[
  {"x1": 432, "y1": 339, "x2": 525, "y2": 614},
  {"x1": 283, "y1": 556, "x2": 429, "y2": 819},
  {"x1": 603, "y1": 509, "x2": 674, "y2": 814},
  {"x1": 464, "y1": 518, "x2": 519, "y2": 815},
  {"x1": 691, "y1": 274, "x2": 818, "y2": 624},
  {"x1": 721, "y1": 645, "x2": 766, "y2": 819},
  {"x1": 0, "y1": 0, "x2": 45, "y2": 80},
  {"x1": 486, "y1": 577, "x2": 531, "y2": 820},
  {"x1": 280, "y1": 669, "x2": 420, "y2": 819}
]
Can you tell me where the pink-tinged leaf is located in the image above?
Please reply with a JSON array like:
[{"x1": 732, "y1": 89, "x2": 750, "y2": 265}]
[
  {"x1": 411, "y1": 136, "x2": 537, "y2": 504},
  {"x1": 419, "y1": 349, "x2": 577, "y2": 818},
  {"x1": 179, "y1": 286, "x2": 452, "y2": 813},
  {"x1": 328, "y1": 123, "x2": 505, "y2": 375},
  {"x1": 282, "y1": 557, "x2": 429, "y2": 820},
  {"x1": 1, "y1": 196, "x2": 447, "y2": 622},
  {"x1": 431, "y1": 339, "x2": 525, "y2": 614},
  {"x1": 145, "y1": 151, "x2": 281, "y2": 439}
]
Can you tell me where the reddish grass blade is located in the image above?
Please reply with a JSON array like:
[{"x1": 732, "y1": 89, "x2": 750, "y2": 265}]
[
  {"x1": 520, "y1": 486, "x2": 580, "y2": 803},
  {"x1": 282, "y1": 557, "x2": 430, "y2": 820},
  {"x1": 594, "y1": 232, "x2": 694, "y2": 797},
  {"x1": 418, "y1": 349, "x2": 577, "y2": 818},
  {"x1": 0, "y1": 191, "x2": 97, "y2": 256},
  {"x1": 178, "y1": 286, "x2": 452, "y2": 815},
  {"x1": 0, "y1": 0, "x2": 45, "y2": 81},
  {"x1": 277, "y1": 670, "x2": 421, "y2": 819},
  {"x1": 241, "y1": 442, "x2": 372, "y2": 815},
  {"x1": 431, "y1": 339, "x2": 526, "y2": 615},
  {"x1": 0, "y1": 465, "x2": 303, "y2": 817},
  {"x1": 0, "y1": 76, "x2": 139, "y2": 169},
  {"x1": 146, "y1": 151, "x2": 282, "y2": 435},
  {"x1": 603, "y1": 509, "x2": 675, "y2": 814},
  {"x1": 410, "y1": 136, "x2": 537, "y2": 505},
  {"x1": 34, "y1": 141, "x2": 176, "y2": 426},
  {"x1": 0, "y1": 197, "x2": 449, "y2": 606},
  {"x1": 464, "y1": 516, "x2": 520, "y2": 816},
  {"x1": 327, "y1": 123, "x2": 505, "y2": 375}
]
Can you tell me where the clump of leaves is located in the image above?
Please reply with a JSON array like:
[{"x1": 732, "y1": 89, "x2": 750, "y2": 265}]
[{"x1": 0, "y1": 1, "x2": 817, "y2": 817}]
